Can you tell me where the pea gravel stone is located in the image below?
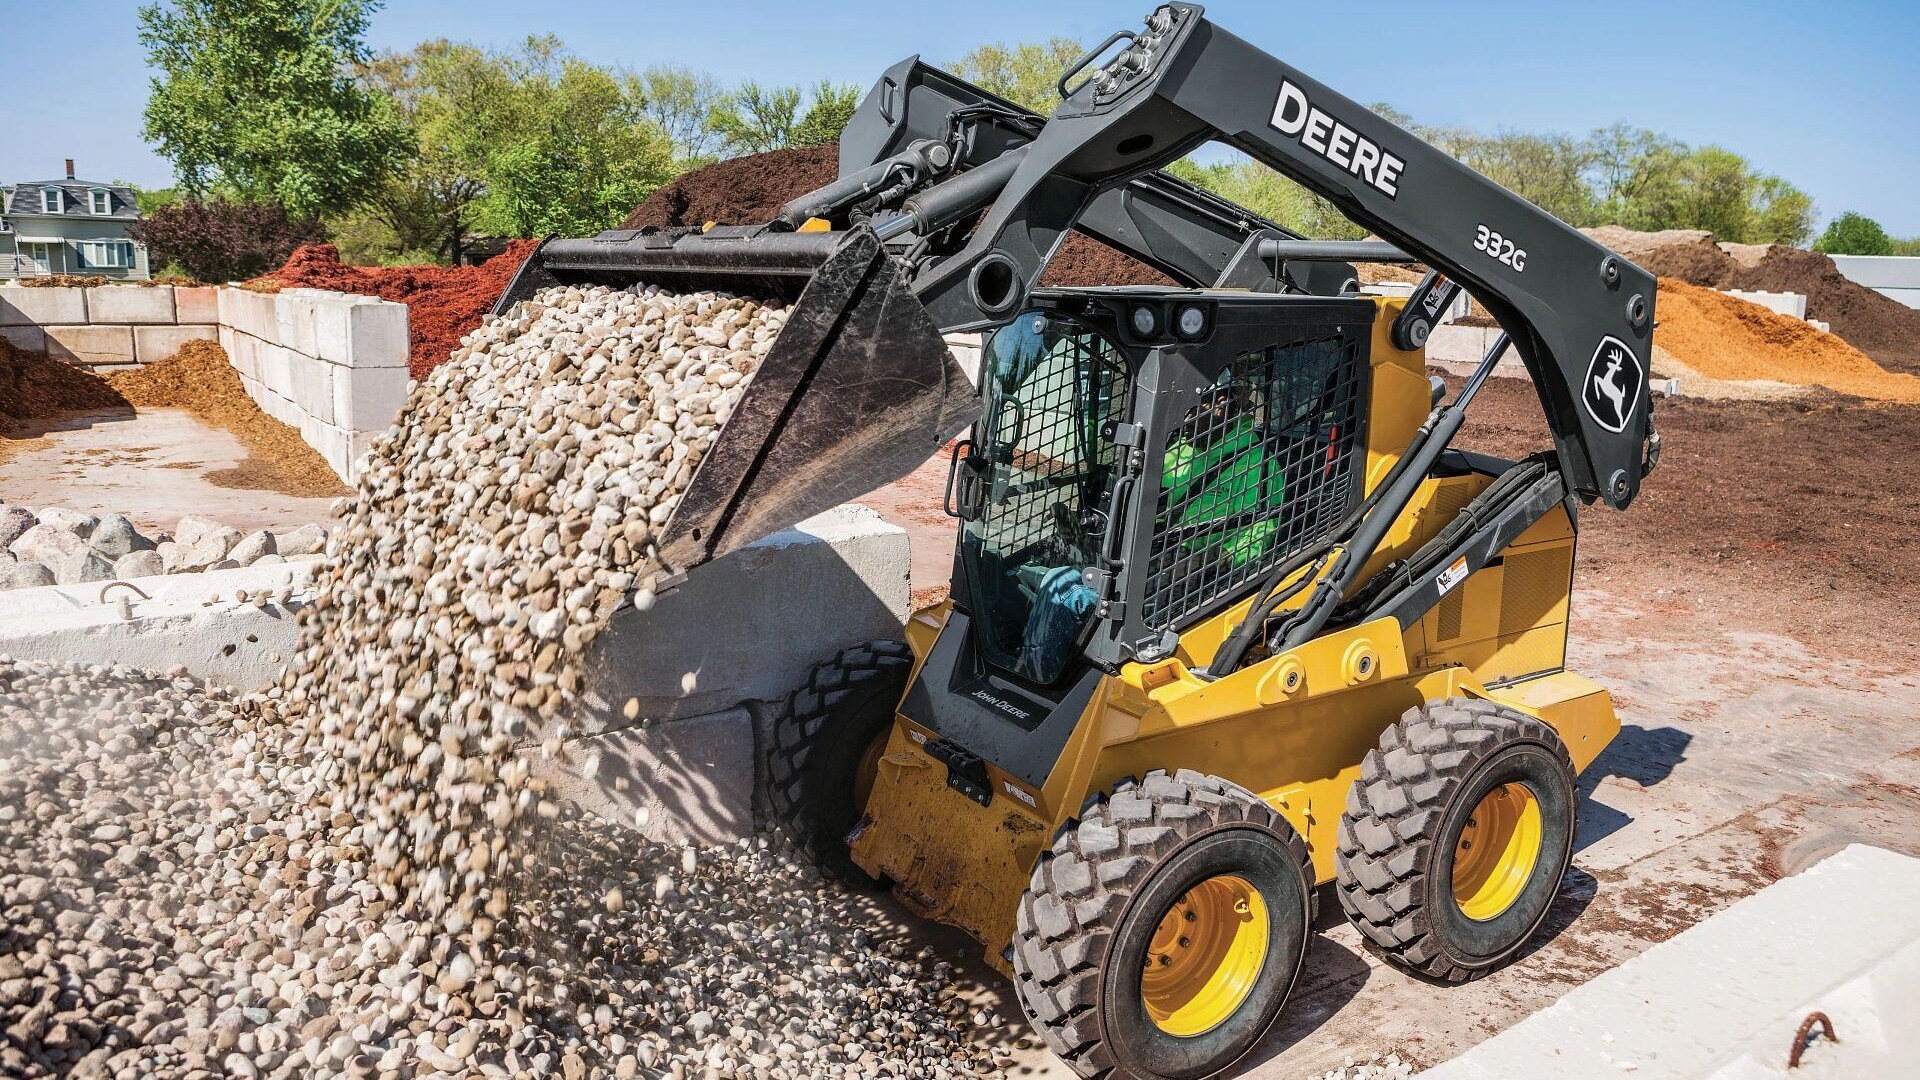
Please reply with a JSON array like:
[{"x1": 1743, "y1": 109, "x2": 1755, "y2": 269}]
[{"x1": 0, "y1": 284, "x2": 1005, "y2": 1079}]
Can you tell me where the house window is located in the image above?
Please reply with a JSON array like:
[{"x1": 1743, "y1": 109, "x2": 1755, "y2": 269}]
[
  {"x1": 76, "y1": 240, "x2": 133, "y2": 269},
  {"x1": 90, "y1": 189, "x2": 112, "y2": 215},
  {"x1": 40, "y1": 188, "x2": 63, "y2": 214}
]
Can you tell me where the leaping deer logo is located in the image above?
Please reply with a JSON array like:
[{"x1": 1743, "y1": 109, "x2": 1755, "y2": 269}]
[{"x1": 1594, "y1": 346, "x2": 1629, "y2": 428}]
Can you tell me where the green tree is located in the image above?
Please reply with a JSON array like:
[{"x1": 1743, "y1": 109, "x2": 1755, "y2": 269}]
[
  {"x1": 1814, "y1": 211, "x2": 1896, "y2": 256},
  {"x1": 130, "y1": 185, "x2": 182, "y2": 215},
  {"x1": 1164, "y1": 157, "x2": 1365, "y2": 240},
  {"x1": 357, "y1": 37, "x2": 676, "y2": 249},
  {"x1": 793, "y1": 81, "x2": 862, "y2": 148},
  {"x1": 138, "y1": 0, "x2": 409, "y2": 217},
  {"x1": 1891, "y1": 236, "x2": 1920, "y2": 257},
  {"x1": 951, "y1": 37, "x2": 1085, "y2": 114},
  {"x1": 640, "y1": 65, "x2": 729, "y2": 163},
  {"x1": 705, "y1": 80, "x2": 859, "y2": 155}
]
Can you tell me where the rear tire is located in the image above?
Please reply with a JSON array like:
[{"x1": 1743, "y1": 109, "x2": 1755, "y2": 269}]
[
  {"x1": 767, "y1": 640, "x2": 912, "y2": 888},
  {"x1": 1011, "y1": 770, "x2": 1312, "y2": 1080},
  {"x1": 1334, "y1": 698, "x2": 1576, "y2": 982}
]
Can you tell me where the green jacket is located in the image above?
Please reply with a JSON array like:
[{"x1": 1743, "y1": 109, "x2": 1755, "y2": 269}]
[{"x1": 1161, "y1": 416, "x2": 1284, "y2": 566}]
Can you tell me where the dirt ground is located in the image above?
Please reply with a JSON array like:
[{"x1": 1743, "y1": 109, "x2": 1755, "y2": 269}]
[
  {"x1": 857, "y1": 376, "x2": 1920, "y2": 1077},
  {"x1": 0, "y1": 409, "x2": 344, "y2": 535}
]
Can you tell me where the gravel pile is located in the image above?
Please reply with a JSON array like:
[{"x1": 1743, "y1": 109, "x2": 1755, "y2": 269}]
[
  {"x1": 0, "y1": 504, "x2": 327, "y2": 591},
  {"x1": 2, "y1": 283, "x2": 1000, "y2": 1079}
]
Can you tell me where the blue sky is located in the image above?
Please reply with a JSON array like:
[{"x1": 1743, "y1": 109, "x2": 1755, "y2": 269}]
[{"x1": 3, "y1": 0, "x2": 1915, "y2": 233}]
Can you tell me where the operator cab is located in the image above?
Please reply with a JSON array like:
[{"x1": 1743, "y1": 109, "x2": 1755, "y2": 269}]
[{"x1": 943, "y1": 288, "x2": 1376, "y2": 705}]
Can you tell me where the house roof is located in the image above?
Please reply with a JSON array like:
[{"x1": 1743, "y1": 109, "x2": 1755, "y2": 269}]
[{"x1": 2, "y1": 178, "x2": 140, "y2": 219}]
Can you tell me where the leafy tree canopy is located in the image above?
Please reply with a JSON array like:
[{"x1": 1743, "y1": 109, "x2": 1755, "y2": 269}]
[
  {"x1": 950, "y1": 38, "x2": 1086, "y2": 114},
  {"x1": 139, "y1": 0, "x2": 409, "y2": 218},
  {"x1": 1814, "y1": 211, "x2": 1896, "y2": 256}
]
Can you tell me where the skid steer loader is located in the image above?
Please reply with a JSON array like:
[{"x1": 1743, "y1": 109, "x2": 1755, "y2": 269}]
[{"x1": 494, "y1": 5, "x2": 1657, "y2": 1075}]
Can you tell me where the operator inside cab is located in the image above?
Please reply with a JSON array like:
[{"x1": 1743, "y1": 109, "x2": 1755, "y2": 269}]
[{"x1": 966, "y1": 313, "x2": 1285, "y2": 685}]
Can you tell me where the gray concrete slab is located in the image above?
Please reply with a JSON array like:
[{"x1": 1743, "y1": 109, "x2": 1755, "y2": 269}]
[{"x1": 0, "y1": 408, "x2": 340, "y2": 535}]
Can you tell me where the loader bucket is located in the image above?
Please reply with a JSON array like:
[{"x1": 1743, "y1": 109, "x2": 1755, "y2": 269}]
[{"x1": 493, "y1": 226, "x2": 979, "y2": 577}]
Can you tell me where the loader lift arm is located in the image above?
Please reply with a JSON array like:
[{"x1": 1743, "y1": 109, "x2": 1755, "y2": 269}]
[
  {"x1": 831, "y1": 57, "x2": 1370, "y2": 298},
  {"x1": 888, "y1": 2, "x2": 1658, "y2": 511}
]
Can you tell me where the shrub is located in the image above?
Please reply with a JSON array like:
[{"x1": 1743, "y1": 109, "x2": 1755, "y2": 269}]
[
  {"x1": 1814, "y1": 211, "x2": 1896, "y2": 257},
  {"x1": 128, "y1": 198, "x2": 328, "y2": 282}
]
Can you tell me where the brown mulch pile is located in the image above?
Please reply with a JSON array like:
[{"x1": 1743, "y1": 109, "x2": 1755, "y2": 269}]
[
  {"x1": 1722, "y1": 246, "x2": 1920, "y2": 376},
  {"x1": 0, "y1": 338, "x2": 130, "y2": 460},
  {"x1": 251, "y1": 242, "x2": 537, "y2": 379},
  {"x1": 1586, "y1": 226, "x2": 1920, "y2": 376},
  {"x1": 1654, "y1": 279, "x2": 1920, "y2": 402},
  {"x1": 1457, "y1": 376, "x2": 1920, "y2": 663},
  {"x1": 109, "y1": 340, "x2": 349, "y2": 498},
  {"x1": 621, "y1": 144, "x2": 1172, "y2": 288}
]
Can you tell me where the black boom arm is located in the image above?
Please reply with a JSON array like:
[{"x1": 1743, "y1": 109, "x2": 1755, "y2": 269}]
[{"x1": 886, "y1": 3, "x2": 1659, "y2": 510}]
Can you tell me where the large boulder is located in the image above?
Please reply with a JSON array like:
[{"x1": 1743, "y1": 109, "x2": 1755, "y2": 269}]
[
  {"x1": 50, "y1": 550, "x2": 115, "y2": 586},
  {"x1": 277, "y1": 523, "x2": 329, "y2": 558},
  {"x1": 9, "y1": 523, "x2": 90, "y2": 568},
  {"x1": 175, "y1": 516, "x2": 242, "y2": 568},
  {"x1": 0, "y1": 561, "x2": 54, "y2": 591},
  {"x1": 37, "y1": 507, "x2": 99, "y2": 538},
  {"x1": 228, "y1": 530, "x2": 277, "y2": 566},
  {"x1": 0, "y1": 506, "x2": 37, "y2": 551},
  {"x1": 88, "y1": 513, "x2": 149, "y2": 559},
  {"x1": 113, "y1": 550, "x2": 165, "y2": 579}
]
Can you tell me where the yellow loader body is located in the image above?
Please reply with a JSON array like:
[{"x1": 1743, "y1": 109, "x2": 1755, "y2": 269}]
[{"x1": 848, "y1": 299, "x2": 1620, "y2": 972}]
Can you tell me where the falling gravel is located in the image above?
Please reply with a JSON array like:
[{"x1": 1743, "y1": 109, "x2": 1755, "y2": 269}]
[{"x1": 1, "y1": 284, "x2": 999, "y2": 1078}]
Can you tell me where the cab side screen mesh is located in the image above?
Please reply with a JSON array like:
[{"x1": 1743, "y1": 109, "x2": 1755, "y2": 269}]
[{"x1": 1142, "y1": 333, "x2": 1367, "y2": 628}]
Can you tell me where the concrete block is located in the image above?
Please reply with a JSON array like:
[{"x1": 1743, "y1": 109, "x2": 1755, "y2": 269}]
[
  {"x1": 537, "y1": 708, "x2": 757, "y2": 847},
  {"x1": 258, "y1": 343, "x2": 294, "y2": 398},
  {"x1": 331, "y1": 363, "x2": 412, "y2": 431},
  {"x1": 44, "y1": 324, "x2": 135, "y2": 367},
  {"x1": 1420, "y1": 845, "x2": 1920, "y2": 1080},
  {"x1": 228, "y1": 333, "x2": 259, "y2": 380},
  {"x1": 1724, "y1": 288, "x2": 1807, "y2": 321},
  {"x1": 945, "y1": 332, "x2": 983, "y2": 386},
  {"x1": 289, "y1": 355, "x2": 336, "y2": 425},
  {"x1": 273, "y1": 293, "x2": 319, "y2": 358},
  {"x1": 0, "y1": 325, "x2": 47, "y2": 353},
  {"x1": 217, "y1": 323, "x2": 234, "y2": 355},
  {"x1": 133, "y1": 324, "x2": 219, "y2": 364},
  {"x1": 85, "y1": 284, "x2": 175, "y2": 324},
  {"x1": 174, "y1": 286, "x2": 218, "y2": 325},
  {"x1": 569, "y1": 504, "x2": 909, "y2": 732},
  {"x1": 344, "y1": 300, "x2": 408, "y2": 369},
  {"x1": 0, "y1": 558, "x2": 321, "y2": 693},
  {"x1": 345, "y1": 430, "x2": 384, "y2": 481},
  {"x1": 0, "y1": 285, "x2": 87, "y2": 326},
  {"x1": 312, "y1": 424, "x2": 353, "y2": 481}
]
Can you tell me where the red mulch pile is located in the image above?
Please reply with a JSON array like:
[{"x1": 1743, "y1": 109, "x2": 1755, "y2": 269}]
[
  {"x1": 621, "y1": 144, "x2": 1170, "y2": 288},
  {"x1": 255, "y1": 241, "x2": 537, "y2": 379}
]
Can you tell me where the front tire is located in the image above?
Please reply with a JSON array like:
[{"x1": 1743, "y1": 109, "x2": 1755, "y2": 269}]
[
  {"x1": 1012, "y1": 770, "x2": 1312, "y2": 1080},
  {"x1": 767, "y1": 640, "x2": 912, "y2": 887},
  {"x1": 1334, "y1": 697, "x2": 1577, "y2": 982}
]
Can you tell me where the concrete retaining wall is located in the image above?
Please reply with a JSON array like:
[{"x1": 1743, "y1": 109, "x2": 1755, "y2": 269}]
[
  {"x1": 0, "y1": 559, "x2": 321, "y2": 693},
  {"x1": 1419, "y1": 844, "x2": 1920, "y2": 1078},
  {"x1": 216, "y1": 287, "x2": 411, "y2": 482},
  {"x1": 0, "y1": 283, "x2": 218, "y2": 371},
  {"x1": 1725, "y1": 287, "x2": 1808, "y2": 320},
  {"x1": 1830, "y1": 254, "x2": 1920, "y2": 310},
  {"x1": 540, "y1": 504, "x2": 912, "y2": 846}
]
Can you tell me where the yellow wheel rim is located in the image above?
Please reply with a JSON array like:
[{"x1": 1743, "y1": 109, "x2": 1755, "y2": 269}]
[
  {"x1": 1451, "y1": 782, "x2": 1543, "y2": 921},
  {"x1": 1140, "y1": 874, "x2": 1270, "y2": 1037},
  {"x1": 853, "y1": 728, "x2": 888, "y2": 809}
]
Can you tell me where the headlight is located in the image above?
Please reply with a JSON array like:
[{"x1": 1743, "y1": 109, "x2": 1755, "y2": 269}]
[
  {"x1": 1175, "y1": 305, "x2": 1208, "y2": 339},
  {"x1": 1130, "y1": 305, "x2": 1158, "y2": 336}
]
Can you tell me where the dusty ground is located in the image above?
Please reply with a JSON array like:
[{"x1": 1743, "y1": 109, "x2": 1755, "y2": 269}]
[
  {"x1": 0, "y1": 409, "x2": 343, "y2": 535},
  {"x1": 857, "y1": 377, "x2": 1920, "y2": 1077}
]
